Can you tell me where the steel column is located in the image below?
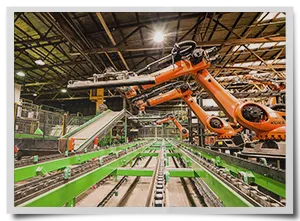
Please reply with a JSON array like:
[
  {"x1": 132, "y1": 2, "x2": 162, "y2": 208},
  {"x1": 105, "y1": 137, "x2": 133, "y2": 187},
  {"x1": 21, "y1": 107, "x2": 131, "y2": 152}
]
[{"x1": 188, "y1": 109, "x2": 193, "y2": 143}]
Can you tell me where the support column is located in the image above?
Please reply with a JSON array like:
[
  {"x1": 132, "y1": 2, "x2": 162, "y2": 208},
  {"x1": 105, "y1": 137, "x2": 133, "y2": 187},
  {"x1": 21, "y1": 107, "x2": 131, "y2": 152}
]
[
  {"x1": 124, "y1": 118, "x2": 127, "y2": 143},
  {"x1": 188, "y1": 109, "x2": 193, "y2": 143},
  {"x1": 155, "y1": 126, "x2": 158, "y2": 138},
  {"x1": 110, "y1": 128, "x2": 113, "y2": 145},
  {"x1": 197, "y1": 97, "x2": 205, "y2": 146},
  {"x1": 43, "y1": 112, "x2": 46, "y2": 138},
  {"x1": 62, "y1": 113, "x2": 68, "y2": 136},
  {"x1": 123, "y1": 98, "x2": 127, "y2": 143}
]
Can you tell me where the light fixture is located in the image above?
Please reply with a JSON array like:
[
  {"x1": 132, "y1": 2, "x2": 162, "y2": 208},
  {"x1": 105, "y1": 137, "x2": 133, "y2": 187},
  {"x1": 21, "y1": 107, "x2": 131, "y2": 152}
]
[
  {"x1": 35, "y1": 59, "x2": 45, "y2": 66},
  {"x1": 61, "y1": 89, "x2": 67, "y2": 93},
  {"x1": 33, "y1": 93, "x2": 38, "y2": 97},
  {"x1": 16, "y1": 71, "x2": 25, "y2": 77},
  {"x1": 153, "y1": 31, "x2": 164, "y2": 43}
]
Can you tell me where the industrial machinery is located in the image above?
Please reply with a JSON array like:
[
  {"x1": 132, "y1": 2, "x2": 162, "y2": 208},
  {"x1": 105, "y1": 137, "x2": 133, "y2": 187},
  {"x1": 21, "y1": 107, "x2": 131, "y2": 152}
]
[
  {"x1": 154, "y1": 113, "x2": 189, "y2": 139},
  {"x1": 122, "y1": 41, "x2": 214, "y2": 98},
  {"x1": 67, "y1": 67, "x2": 156, "y2": 89},
  {"x1": 118, "y1": 41, "x2": 285, "y2": 161},
  {"x1": 243, "y1": 75, "x2": 286, "y2": 119},
  {"x1": 190, "y1": 61, "x2": 286, "y2": 142},
  {"x1": 68, "y1": 40, "x2": 286, "y2": 162},
  {"x1": 135, "y1": 83, "x2": 244, "y2": 153},
  {"x1": 89, "y1": 88, "x2": 108, "y2": 114}
]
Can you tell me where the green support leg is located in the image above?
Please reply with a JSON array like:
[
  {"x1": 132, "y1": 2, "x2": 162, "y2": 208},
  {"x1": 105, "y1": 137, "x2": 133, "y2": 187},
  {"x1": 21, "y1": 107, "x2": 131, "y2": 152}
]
[
  {"x1": 165, "y1": 171, "x2": 170, "y2": 184},
  {"x1": 65, "y1": 198, "x2": 75, "y2": 207},
  {"x1": 114, "y1": 171, "x2": 118, "y2": 182}
]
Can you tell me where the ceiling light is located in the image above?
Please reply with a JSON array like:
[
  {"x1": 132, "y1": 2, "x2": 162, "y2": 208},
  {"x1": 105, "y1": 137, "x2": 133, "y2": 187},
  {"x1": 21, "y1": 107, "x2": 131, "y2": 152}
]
[
  {"x1": 33, "y1": 93, "x2": 38, "y2": 97},
  {"x1": 61, "y1": 89, "x2": 67, "y2": 93},
  {"x1": 16, "y1": 71, "x2": 25, "y2": 77},
  {"x1": 35, "y1": 59, "x2": 45, "y2": 66},
  {"x1": 153, "y1": 31, "x2": 164, "y2": 43}
]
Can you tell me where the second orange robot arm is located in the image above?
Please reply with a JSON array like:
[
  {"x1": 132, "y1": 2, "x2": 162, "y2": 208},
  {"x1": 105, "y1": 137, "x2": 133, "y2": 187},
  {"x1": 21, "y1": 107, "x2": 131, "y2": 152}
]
[
  {"x1": 156, "y1": 115, "x2": 189, "y2": 139},
  {"x1": 137, "y1": 84, "x2": 240, "y2": 139}
]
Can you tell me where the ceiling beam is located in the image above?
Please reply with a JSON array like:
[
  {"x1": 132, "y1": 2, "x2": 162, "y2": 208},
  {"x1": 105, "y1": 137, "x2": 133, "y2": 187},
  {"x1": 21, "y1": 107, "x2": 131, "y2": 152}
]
[
  {"x1": 24, "y1": 81, "x2": 57, "y2": 87},
  {"x1": 15, "y1": 52, "x2": 281, "y2": 71},
  {"x1": 96, "y1": 12, "x2": 129, "y2": 70},
  {"x1": 211, "y1": 17, "x2": 282, "y2": 76},
  {"x1": 68, "y1": 36, "x2": 285, "y2": 55},
  {"x1": 209, "y1": 64, "x2": 285, "y2": 71},
  {"x1": 36, "y1": 95, "x2": 121, "y2": 101},
  {"x1": 14, "y1": 36, "x2": 65, "y2": 46},
  {"x1": 42, "y1": 12, "x2": 103, "y2": 73},
  {"x1": 15, "y1": 60, "x2": 90, "y2": 71},
  {"x1": 86, "y1": 12, "x2": 206, "y2": 37}
]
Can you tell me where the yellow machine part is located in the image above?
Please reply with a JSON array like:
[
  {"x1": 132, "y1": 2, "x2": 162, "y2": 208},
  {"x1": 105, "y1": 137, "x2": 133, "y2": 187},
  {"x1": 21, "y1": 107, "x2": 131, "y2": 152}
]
[{"x1": 90, "y1": 88, "x2": 105, "y2": 113}]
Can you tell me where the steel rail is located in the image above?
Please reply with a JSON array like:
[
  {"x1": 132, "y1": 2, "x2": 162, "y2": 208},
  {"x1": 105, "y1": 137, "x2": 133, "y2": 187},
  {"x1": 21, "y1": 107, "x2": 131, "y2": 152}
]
[
  {"x1": 174, "y1": 140, "x2": 285, "y2": 198},
  {"x1": 179, "y1": 146, "x2": 284, "y2": 207},
  {"x1": 169, "y1": 147, "x2": 222, "y2": 207},
  {"x1": 97, "y1": 150, "x2": 155, "y2": 207},
  {"x1": 169, "y1": 154, "x2": 197, "y2": 207},
  {"x1": 18, "y1": 141, "x2": 154, "y2": 207},
  {"x1": 14, "y1": 149, "x2": 133, "y2": 206},
  {"x1": 117, "y1": 152, "x2": 154, "y2": 207},
  {"x1": 14, "y1": 141, "x2": 144, "y2": 182}
]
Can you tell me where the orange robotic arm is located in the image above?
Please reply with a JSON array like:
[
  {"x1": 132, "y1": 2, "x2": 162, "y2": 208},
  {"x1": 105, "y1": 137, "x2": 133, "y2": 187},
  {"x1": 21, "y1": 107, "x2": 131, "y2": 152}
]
[
  {"x1": 124, "y1": 41, "x2": 210, "y2": 99},
  {"x1": 125, "y1": 60, "x2": 209, "y2": 98},
  {"x1": 130, "y1": 41, "x2": 285, "y2": 141},
  {"x1": 156, "y1": 116, "x2": 173, "y2": 124},
  {"x1": 156, "y1": 114, "x2": 189, "y2": 139},
  {"x1": 134, "y1": 84, "x2": 190, "y2": 113},
  {"x1": 189, "y1": 49, "x2": 285, "y2": 141},
  {"x1": 138, "y1": 84, "x2": 240, "y2": 139},
  {"x1": 244, "y1": 75, "x2": 286, "y2": 91}
]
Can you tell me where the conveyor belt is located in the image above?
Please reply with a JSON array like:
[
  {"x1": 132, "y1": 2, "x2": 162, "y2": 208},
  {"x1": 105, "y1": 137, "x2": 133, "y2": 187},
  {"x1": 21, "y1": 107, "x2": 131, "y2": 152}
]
[{"x1": 63, "y1": 109, "x2": 127, "y2": 152}]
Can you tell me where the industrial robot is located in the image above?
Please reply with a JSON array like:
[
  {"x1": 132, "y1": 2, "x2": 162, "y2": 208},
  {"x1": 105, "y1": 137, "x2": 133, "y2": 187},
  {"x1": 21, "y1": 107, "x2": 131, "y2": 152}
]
[
  {"x1": 134, "y1": 83, "x2": 244, "y2": 154},
  {"x1": 123, "y1": 40, "x2": 285, "y2": 161},
  {"x1": 154, "y1": 113, "x2": 189, "y2": 140}
]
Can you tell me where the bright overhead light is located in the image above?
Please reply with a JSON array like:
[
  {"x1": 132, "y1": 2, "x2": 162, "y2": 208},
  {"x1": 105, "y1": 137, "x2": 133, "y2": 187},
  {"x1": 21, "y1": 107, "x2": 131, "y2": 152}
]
[
  {"x1": 33, "y1": 93, "x2": 38, "y2": 97},
  {"x1": 35, "y1": 59, "x2": 45, "y2": 66},
  {"x1": 153, "y1": 31, "x2": 164, "y2": 43},
  {"x1": 61, "y1": 89, "x2": 67, "y2": 93},
  {"x1": 16, "y1": 71, "x2": 25, "y2": 77}
]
